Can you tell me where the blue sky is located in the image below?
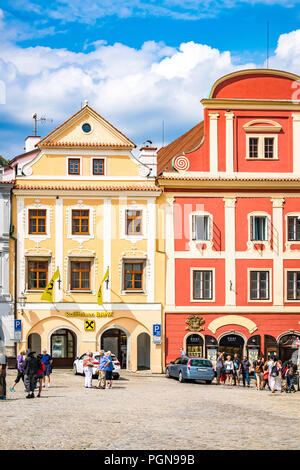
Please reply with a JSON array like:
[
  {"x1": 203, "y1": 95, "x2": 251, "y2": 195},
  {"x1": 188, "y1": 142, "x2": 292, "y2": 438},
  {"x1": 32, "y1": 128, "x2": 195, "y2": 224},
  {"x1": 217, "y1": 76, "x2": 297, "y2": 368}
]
[{"x1": 1, "y1": 0, "x2": 300, "y2": 159}]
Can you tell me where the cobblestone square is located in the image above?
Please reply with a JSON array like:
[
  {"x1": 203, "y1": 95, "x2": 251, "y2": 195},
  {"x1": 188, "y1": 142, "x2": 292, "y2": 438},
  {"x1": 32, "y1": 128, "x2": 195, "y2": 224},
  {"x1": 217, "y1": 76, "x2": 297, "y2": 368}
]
[{"x1": 1, "y1": 369, "x2": 300, "y2": 450}]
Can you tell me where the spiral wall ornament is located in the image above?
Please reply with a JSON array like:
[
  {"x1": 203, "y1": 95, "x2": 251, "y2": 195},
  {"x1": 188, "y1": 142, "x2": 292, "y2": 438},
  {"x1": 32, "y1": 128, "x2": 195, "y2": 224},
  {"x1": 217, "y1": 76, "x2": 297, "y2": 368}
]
[{"x1": 172, "y1": 155, "x2": 190, "y2": 172}]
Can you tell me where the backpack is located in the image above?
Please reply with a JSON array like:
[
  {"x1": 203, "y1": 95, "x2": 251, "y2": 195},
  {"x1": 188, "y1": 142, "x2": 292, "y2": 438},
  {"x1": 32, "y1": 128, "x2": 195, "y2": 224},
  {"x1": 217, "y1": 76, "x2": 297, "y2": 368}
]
[{"x1": 271, "y1": 363, "x2": 279, "y2": 377}]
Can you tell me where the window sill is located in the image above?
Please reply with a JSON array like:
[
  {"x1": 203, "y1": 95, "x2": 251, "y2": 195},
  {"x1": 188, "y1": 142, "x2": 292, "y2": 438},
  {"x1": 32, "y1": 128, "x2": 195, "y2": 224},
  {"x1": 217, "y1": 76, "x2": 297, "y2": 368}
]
[
  {"x1": 120, "y1": 290, "x2": 145, "y2": 295},
  {"x1": 68, "y1": 290, "x2": 93, "y2": 294},
  {"x1": 245, "y1": 157, "x2": 279, "y2": 161},
  {"x1": 190, "y1": 298, "x2": 215, "y2": 303}
]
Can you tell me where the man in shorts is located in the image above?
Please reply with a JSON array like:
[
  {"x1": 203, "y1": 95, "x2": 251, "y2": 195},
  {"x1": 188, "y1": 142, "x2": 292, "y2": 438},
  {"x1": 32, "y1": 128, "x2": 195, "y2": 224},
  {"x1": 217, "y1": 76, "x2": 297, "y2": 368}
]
[
  {"x1": 41, "y1": 349, "x2": 53, "y2": 388},
  {"x1": 233, "y1": 353, "x2": 242, "y2": 386}
]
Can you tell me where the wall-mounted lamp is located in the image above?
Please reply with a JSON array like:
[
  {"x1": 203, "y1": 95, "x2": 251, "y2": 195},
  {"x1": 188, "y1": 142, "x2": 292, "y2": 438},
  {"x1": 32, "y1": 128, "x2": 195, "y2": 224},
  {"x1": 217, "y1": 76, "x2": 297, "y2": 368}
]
[{"x1": 18, "y1": 291, "x2": 27, "y2": 315}]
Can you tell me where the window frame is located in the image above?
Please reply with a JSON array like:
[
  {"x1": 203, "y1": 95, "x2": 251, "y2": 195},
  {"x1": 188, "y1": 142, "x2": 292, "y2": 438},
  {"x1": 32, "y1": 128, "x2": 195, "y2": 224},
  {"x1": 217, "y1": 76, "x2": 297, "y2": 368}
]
[
  {"x1": 246, "y1": 134, "x2": 278, "y2": 160},
  {"x1": 287, "y1": 215, "x2": 300, "y2": 242},
  {"x1": 92, "y1": 158, "x2": 105, "y2": 176},
  {"x1": 70, "y1": 260, "x2": 91, "y2": 291},
  {"x1": 125, "y1": 210, "x2": 143, "y2": 236},
  {"x1": 286, "y1": 269, "x2": 300, "y2": 302},
  {"x1": 248, "y1": 269, "x2": 271, "y2": 302},
  {"x1": 190, "y1": 268, "x2": 215, "y2": 302},
  {"x1": 27, "y1": 259, "x2": 49, "y2": 291},
  {"x1": 123, "y1": 261, "x2": 144, "y2": 292},
  {"x1": 67, "y1": 157, "x2": 81, "y2": 176},
  {"x1": 28, "y1": 209, "x2": 47, "y2": 235}
]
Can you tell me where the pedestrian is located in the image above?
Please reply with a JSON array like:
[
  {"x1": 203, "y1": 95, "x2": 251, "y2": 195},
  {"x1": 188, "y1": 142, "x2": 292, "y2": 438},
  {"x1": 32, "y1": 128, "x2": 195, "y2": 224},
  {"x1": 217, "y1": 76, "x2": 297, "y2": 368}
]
[
  {"x1": 224, "y1": 355, "x2": 234, "y2": 386},
  {"x1": 286, "y1": 362, "x2": 297, "y2": 393},
  {"x1": 105, "y1": 351, "x2": 113, "y2": 389},
  {"x1": 180, "y1": 348, "x2": 186, "y2": 357},
  {"x1": 97, "y1": 350, "x2": 109, "y2": 389},
  {"x1": 10, "y1": 350, "x2": 26, "y2": 393},
  {"x1": 241, "y1": 355, "x2": 251, "y2": 387},
  {"x1": 41, "y1": 349, "x2": 53, "y2": 389},
  {"x1": 23, "y1": 350, "x2": 38, "y2": 399},
  {"x1": 253, "y1": 356, "x2": 264, "y2": 390},
  {"x1": 83, "y1": 351, "x2": 94, "y2": 388},
  {"x1": 262, "y1": 360, "x2": 270, "y2": 390},
  {"x1": 0, "y1": 347, "x2": 6, "y2": 400},
  {"x1": 269, "y1": 356, "x2": 283, "y2": 393},
  {"x1": 215, "y1": 352, "x2": 224, "y2": 385},
  {"x1": 233, "y1": 353, "x2": 242, "y2": 386},
  {"x1": 36, "y1": 354, "x2": 45, "y2": 398}
]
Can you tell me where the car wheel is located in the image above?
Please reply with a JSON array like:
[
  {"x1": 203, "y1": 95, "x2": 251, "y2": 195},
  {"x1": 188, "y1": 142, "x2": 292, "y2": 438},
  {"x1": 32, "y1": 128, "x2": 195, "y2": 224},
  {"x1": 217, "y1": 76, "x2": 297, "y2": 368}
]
[
  {"x1": 165, "y1": 368, "x2": 171, "y2": 378},
  {"x1": 178, "y1": 371, "x2": 184, "y2": 383},
  {"x1": 73, "y1": 364, "x2": 78, "y2": 375},
  {"x1": 205, "y1": 380, "x2": 212, "y2": 384}
]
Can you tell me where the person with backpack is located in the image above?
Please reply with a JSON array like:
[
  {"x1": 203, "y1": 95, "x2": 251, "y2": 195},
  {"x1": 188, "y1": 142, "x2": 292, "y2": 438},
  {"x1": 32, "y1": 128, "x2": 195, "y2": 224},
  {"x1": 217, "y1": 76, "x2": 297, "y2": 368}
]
[
  {"x1": 9, "y1": 351, "x2": 26, "y2": 393},
  {"x1": 23, "y1": 350, "x2": 39, "y2": 399},
  {"x1": 269, "y1": 357, "x2": 282, "y2": 393},
  {"x1": 286, "y1": 362, "x2": 297, "y2": 393},
  {"x1": 253, "y1": 357, "x2": 264, "y2": 390},
  {"x1": 36, "y1": 354, "x2": 45, "y2": 398}
]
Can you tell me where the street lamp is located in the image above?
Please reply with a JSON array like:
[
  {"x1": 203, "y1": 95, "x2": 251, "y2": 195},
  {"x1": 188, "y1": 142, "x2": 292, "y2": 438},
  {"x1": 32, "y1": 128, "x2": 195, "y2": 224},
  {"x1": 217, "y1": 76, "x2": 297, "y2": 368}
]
[{"x1": 18, "y1": 292, "x2": 27, "y2": 315}]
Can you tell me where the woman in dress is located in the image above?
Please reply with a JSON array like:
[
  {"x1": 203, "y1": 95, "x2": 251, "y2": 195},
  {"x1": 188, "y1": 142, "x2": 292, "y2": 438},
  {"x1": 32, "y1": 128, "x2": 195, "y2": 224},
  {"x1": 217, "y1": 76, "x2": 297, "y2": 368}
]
[
  {"x1": 269, "y1": 357, "x2": 283, "y2": 393},
  {"x1": 83, "y1": 351, "x2": 94, "y2": 389}
]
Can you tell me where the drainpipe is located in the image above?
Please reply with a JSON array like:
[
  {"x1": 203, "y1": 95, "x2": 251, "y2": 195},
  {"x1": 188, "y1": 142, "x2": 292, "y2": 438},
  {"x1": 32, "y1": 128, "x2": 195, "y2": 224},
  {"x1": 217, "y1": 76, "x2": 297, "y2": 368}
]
[{"x1": 9, "y1": 188, "x2": 17, "y2": 360}]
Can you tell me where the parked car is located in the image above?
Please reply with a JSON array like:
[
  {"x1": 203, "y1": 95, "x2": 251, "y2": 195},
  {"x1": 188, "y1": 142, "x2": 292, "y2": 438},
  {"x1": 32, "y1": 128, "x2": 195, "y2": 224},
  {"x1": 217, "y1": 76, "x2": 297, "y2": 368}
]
[
  {"x1": 73, "y1": 352, "x2": 120, "y2": 379},
  {"x1": 165, "y1": 357, "x2": 215, "y2": 384}
]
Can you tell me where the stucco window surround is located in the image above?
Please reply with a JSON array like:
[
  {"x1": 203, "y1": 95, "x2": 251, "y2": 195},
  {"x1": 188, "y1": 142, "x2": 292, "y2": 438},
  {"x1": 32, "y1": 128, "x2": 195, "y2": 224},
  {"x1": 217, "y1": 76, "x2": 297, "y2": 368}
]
[
  {"x1": 24, "y1": 203, "x2": 52, "y2": 243},
  {"x1": 66, "y1": 255, "x2": 95, "y2": 294},
  {"x1": 247, "y1": 268, "x2": 272, "y2": 303},
  {"x1": 91, "y1": 157, "x2": 106, "y2": 176},
  {"x1": 24, "y1": 255, "x2": 52, "y2": 293},
  {"x1": 119, "y1": 255, "x2": 148, "y2": 295},
  {"x1": 66, "y1": 156, "x2": 82, "y2": 176},
  {"x1": 66, "y1": 201, "x2": 95, "y2": 244},
  {"x1": 244, "y1": 119, "x2": 281, "y2": 160},
  {"x1": 285, "y1": 212, "x2": 300, "y2": 250},
  {"x1": 189, "y1": 211, "x2": 213, "y2": 252},
  {"x1": 247, "y1": 211, "x2": 271, "y2": 252},
  {"x1": 190, "y1": 267, "x2": 215, "y2": 303},
  {"x1": 81, "y1": 121, "x2": 94, "y2": 135},
  {"x1": 285, "y1": 269, "x2": 300, "y2": 302},
  {"x1": 119, "y1": 205, "x2": 147, "y2": 242}
]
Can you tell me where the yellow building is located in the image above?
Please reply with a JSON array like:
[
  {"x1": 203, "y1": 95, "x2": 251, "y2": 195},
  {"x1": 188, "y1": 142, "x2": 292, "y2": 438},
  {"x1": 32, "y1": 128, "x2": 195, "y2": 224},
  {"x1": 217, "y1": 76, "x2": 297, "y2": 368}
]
[{"x1": 11, "y1": 104, "x2": 164, "y2": 373}]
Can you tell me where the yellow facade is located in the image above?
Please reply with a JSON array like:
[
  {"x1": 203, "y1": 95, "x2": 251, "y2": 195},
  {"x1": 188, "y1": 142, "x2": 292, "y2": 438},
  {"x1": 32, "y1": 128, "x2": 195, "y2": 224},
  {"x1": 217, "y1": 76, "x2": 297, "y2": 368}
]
[{"x1": 11, "y1": 104, "x2": 164, "y2": 373}]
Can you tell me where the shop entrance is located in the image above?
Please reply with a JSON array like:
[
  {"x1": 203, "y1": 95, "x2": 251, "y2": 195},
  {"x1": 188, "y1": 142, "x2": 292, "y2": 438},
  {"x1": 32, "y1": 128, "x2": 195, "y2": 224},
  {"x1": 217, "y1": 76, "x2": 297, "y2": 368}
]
[
  {"x1": 279, "y1": 334, "x2": 300, "y2": 364},
  {"x1": 137, "y1": 333, "x2": 150, "y2": 370},
  {"x1": 219, "y1": 334, "x2": 244, "y2": 358},
  {"x1": 186, "y1": 334, "x2": 204, "y2": 358},
  {"x1": 50, "y1": 329, "x2": 76, "y2": 368},
  {"x1": 101, "y1": 328, "x2": 127, "y2": 369}
]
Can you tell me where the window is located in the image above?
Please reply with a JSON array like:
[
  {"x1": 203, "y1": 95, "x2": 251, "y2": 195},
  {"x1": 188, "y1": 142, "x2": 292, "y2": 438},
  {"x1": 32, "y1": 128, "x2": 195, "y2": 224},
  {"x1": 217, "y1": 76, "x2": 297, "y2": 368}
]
[
  {"x1": 28, "y1": 260, "x2": 48, "y2": 290},
  {"x1": 126, "y1": 210, "x2": 142, "y2": 235},
  {"x1": 93, "y1": 159, "x2": 105, "y2": 175},
  {"x1": 68, "y1": 158, "x2": 80, "y2": 175},
  {"x1": 193, "y1": 270, "x2": 213, "y2": 300},
  {"x1": 288, "y1": 216, "x2": 300, "y2": 241},
  {"x1": 264, "y1": 138, "x2": 274, "y2": 159},
  {"x1": 192, "y1": 215, "x2": 210, "y2": 241},
  {"x1": 123, "y1": 263, "x2": 143, "y2": 291},
  {"x1": 287, "y1": 271, "x2": 300, "y2": 300},
  {"x1": 247, "y1": 135, "x2": 277, "y2": 159},
  {"x1": 250, "y1": 271, "x2": 269, "y2": 300},
  {"x1": 72, "y1": 210, "x2": 89, "y2": 235},
  {"x1": 70, "y1": 261, "x2": 91, "y2": 290},
  {"x1": 82, "y1": 123, "x2": 91, "y2": 133},
  {"x1": 250, "y1": 216, "x2": 268, "y2": 241},
  {"x1": 29, "y1": 209, "x2": 46, "y2": 234},
  {"x1": 249, "y1": 138, "x2": 259, "y2": 158}
]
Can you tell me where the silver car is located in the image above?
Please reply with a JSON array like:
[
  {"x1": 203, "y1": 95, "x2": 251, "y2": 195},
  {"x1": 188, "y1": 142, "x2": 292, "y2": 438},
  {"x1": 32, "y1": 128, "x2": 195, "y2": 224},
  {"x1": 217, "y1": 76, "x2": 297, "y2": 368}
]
[{"x1": 165, "y1": 357, "x2": 215, "y2": 384}]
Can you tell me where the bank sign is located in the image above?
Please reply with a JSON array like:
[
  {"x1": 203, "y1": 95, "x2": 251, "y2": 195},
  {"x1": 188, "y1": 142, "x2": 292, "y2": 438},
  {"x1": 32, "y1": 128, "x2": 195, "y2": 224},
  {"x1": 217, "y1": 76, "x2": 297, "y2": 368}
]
[{"x1": 153, "y1": 324, "x2": 162, "y2": 344}]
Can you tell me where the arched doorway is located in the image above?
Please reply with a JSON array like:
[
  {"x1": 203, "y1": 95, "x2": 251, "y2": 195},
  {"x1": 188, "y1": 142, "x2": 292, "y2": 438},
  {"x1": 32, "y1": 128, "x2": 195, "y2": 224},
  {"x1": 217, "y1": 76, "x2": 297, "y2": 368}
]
[
  {"x1": 101, "y1": 328, "x2": 127, "y2": 369},
  {"x1": 279, "y1": 334, "x2": 300, "y2": 364},
  {"x1": 186, "y1": 334, "x2": 204, "y2": 357},
  {"x1": 247, "y1": 335, "x2": 261, "y2": 363},
  {"x1": 219, "y1": 333, "x2": 244, "y2": 358},
  {"x1": 50, "y1": 328, "x2": 76, "y2": 368},
  {"x1": 28, "y1": 333, "x2": 41, "y2": 355},
  {"x1": 264, "y1": 335, "x2": 278, "y2": 360},
  {"x1": 137, "y1": 333, "x2": 150, "y2": 370},
  {"x1": 205, "y1": 335, "x2": 218, "y2": 365}
]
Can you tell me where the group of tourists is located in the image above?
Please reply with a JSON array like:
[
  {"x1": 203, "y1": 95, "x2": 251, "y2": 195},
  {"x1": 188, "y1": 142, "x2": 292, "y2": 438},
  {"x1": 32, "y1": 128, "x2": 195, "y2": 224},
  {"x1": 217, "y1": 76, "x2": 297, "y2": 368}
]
[
  {"x1": 215, "y1": 351, "x2": 298, "y2": 393},
  {"x1": 0, "y1": 348, "x2": 53, "y2": 400},
  {"x1": 83, "y1": 350, "x2": 114, "y2": 389}
]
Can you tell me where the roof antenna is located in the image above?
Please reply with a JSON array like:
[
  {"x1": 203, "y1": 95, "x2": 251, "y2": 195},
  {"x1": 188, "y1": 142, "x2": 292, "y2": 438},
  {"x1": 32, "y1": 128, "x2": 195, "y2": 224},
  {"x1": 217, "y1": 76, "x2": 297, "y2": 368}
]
[
  {"x1": 32, "y1": 113, "x2": 53, "y2": 136},
  {"x1": 266, "y1": 21, "x2": 270, "y2": 69}
]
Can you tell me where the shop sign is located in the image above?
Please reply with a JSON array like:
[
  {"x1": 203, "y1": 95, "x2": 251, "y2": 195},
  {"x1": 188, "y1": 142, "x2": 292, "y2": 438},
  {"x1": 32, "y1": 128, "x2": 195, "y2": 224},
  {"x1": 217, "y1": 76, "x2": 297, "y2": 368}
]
[
  {"x1": 153, "y1": 336, "x2": 162, "y2": 344},
  {"x1": 185, "y1": 315, "x2": 205, "y2": 332},
  {"x1": 84, "y1": 320, "x2": 95, "y2": 331},
  {"x1": 65, "y1": 311, "x2": 113, "y2": 318}
]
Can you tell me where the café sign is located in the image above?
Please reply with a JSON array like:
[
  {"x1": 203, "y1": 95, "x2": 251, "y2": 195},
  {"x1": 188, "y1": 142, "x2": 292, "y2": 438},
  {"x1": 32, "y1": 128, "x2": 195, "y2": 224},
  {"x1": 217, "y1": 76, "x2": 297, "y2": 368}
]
[{"x1": 66, "y1": 311, "x2": 113, "y2": 318}]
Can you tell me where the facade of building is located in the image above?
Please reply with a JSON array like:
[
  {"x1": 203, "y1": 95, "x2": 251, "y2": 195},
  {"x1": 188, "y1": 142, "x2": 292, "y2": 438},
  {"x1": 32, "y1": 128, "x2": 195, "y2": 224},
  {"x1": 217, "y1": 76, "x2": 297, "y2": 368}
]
[
  {"x1": 11, "y1": 104, "x2": 164, "y2": 372},
  {"x1": 0, "y1": 180, "x2": 13, "y2": 356},
  {"x1": 158, "y1": 69, "x2": 300, "y2": 366}
]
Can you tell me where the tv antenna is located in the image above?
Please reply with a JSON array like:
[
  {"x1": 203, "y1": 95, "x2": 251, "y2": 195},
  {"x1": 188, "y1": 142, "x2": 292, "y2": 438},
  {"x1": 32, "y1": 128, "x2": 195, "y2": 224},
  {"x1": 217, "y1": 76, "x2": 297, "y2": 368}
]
[{"x1": 32, "y1": 113, "x2": 53, "y2": 136}]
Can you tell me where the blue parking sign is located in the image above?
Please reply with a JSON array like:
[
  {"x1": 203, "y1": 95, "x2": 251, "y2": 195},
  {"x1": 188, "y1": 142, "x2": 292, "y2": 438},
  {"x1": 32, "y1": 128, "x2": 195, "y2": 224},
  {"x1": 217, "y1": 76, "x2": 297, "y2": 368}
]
[
  {"x1": 14, "y1": 320, "x2": 22, "y2": 332},
  {"x1": 153, "y1": 324, "x2": 161, "y2": 336}
]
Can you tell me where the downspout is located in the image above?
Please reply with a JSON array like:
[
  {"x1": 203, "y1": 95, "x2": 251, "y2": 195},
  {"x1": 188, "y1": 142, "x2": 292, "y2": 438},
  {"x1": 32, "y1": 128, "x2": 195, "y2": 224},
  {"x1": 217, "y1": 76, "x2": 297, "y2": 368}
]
[{"x1": 9, "y1": 187, "x2": 17, "y2": 360}]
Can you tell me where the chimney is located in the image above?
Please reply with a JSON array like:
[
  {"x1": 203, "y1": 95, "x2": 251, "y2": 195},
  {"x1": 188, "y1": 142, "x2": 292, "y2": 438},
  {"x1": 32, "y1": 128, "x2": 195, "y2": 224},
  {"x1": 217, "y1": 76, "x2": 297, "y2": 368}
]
[
  {"x1": 139, "y1": 143, "x2": 157, "y2": 177},
  {"x1": 25, "y1": 136, "x2": 41, "y2": 153}
]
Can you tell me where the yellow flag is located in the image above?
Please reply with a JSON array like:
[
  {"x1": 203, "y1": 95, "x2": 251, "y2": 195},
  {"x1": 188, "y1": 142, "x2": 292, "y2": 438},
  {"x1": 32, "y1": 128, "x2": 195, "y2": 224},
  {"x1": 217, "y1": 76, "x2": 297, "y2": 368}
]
[
  {"x1": 97, "y1": 268, "x2": 109, "y2": 305},
  {"x1": 41, "y1": 268, "x2": 60, "y2": 302}
]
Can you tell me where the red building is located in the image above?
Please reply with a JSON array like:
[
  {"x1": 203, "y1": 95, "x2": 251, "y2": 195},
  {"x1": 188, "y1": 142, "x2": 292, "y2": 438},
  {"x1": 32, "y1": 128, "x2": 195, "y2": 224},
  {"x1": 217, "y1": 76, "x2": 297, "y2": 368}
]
[{"x1": 158, "y1": 69, "x2": 300, "y2": 366}]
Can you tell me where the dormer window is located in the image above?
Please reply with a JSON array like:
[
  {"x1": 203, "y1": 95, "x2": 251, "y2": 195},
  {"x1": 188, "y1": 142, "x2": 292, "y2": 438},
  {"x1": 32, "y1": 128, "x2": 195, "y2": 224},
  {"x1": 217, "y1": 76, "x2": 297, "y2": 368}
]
[{"x1": 244, "y1": 119, "x2": 280, "y2": 160}]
